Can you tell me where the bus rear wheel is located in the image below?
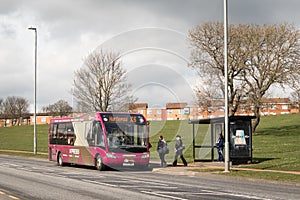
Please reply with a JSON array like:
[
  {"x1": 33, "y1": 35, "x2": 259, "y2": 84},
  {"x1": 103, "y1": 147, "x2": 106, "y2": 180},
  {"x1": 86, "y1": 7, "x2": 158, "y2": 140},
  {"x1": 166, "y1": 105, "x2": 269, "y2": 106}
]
[
  {"x1": 57, "y1": 153, "x2": 64, "y2": 167},
  {"x1": 95, "y1": 156, "x2": 105, "y2": 171}
]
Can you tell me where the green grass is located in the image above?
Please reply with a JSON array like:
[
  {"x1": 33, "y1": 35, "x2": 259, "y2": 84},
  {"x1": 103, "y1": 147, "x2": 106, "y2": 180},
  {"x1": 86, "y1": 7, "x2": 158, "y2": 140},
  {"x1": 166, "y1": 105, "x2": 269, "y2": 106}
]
[
  {"x1": 191, "y1": 168, "x2": 299, "y2": 183},
  {"x1": 227, "y1": 170, "x2": 299, "y2": 182},
  {"x1": 148, "y1": 120, "x2": 199, "y2": 162},
  {"x1": 0, "y1": 124, "x2": 49, "y2": 153},
  {"x1": 250, "y1": 114, "x2": 300, "y2": 171},
  {"x1": 0, "y1": 114, "x2": 299, "y2": 182}
]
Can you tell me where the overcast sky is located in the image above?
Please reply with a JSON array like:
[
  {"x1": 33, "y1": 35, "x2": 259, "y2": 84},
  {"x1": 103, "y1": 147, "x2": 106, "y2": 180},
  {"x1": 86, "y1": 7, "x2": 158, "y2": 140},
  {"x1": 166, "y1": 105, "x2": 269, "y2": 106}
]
[{"x1": 1, "y1": 0, "x2": 300, "y2": 111}]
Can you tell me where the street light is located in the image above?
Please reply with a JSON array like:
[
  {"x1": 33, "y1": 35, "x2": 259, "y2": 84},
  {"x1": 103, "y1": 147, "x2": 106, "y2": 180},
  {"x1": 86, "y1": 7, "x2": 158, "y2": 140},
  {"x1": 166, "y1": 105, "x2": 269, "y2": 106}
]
[
  {"x1": 223, "y1": 0, "x2": 230, "y2": 172},
  {"x1": 28, "y1": 27, "x2": 37, "y2": 155}
]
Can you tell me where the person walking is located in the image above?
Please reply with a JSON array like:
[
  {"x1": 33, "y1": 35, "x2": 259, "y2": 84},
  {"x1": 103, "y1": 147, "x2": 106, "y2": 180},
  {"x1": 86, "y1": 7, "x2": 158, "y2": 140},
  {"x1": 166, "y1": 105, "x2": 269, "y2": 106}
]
[
  {"x1": 172, "y1": 135, "x2": 187, "y2": 166},
  {"x1": 157, "y1": 135, "x2": 167, "y2": 167},
  {"x1": 216, "y1": 133, "x2": 224, "y2": 162}
]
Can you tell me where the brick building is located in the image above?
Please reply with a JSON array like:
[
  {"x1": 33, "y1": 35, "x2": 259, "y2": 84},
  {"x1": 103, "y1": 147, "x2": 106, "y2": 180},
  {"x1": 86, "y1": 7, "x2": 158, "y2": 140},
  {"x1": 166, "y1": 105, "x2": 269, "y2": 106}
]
[{"x1": 1, "y1": 98, "x2": 298, "y2": 126}]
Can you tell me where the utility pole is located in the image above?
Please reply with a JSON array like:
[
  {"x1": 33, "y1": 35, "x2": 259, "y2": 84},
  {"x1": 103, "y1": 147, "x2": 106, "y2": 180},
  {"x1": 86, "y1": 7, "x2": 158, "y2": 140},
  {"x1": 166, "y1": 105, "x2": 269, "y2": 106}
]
[
  {"x1": 223, "y1": 0, "x2": 230, "y2": 172},
  {"x1": 28, "y1": 27, "x2": 37, "y2": 155}
]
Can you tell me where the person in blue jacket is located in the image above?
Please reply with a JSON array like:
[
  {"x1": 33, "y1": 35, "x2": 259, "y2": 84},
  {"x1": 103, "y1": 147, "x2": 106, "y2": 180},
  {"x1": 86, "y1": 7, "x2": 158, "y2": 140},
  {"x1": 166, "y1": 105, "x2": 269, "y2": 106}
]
[{"x1": 216, "y1": 133, "x2": 224, "y2": 162}]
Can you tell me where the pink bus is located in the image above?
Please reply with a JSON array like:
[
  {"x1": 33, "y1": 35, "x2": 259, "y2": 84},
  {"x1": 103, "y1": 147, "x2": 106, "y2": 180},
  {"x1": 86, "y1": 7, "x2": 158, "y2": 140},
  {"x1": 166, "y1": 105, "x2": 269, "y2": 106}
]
[{"x1": 48, "y1": 112, "x2": 150, "y2": 170}]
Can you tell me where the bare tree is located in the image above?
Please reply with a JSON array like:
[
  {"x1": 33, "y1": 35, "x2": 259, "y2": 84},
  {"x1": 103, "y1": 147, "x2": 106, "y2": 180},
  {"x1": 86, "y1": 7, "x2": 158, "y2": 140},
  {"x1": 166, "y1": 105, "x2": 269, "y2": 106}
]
[
  {"x1": 189, "y1": 22, "x2": 249, "y2": 116},
  {"x1": 0, "y1": 98, "x2": 3, "y2": 114},
  {"x1": 3, "y1": 96, "x2": 29, "y2": 126},
  {"x1": 73, "y1": 49, "x2": 135, "y2": 112},
  {"x1": 242, "y1": 24, "x2": 300, "y2": 131},
  {"x1": 42, "y1": 99, "x2": 72, "y2": 117},
  {"x1": 290, "y1": 80, "x2": 300, "y2": 112},
  {"x1": 193, "y1": 75, "x2": 223, "y2": 113},
  {"x1": 189, "y1": 22, "x2": 300, "y2": 132}
]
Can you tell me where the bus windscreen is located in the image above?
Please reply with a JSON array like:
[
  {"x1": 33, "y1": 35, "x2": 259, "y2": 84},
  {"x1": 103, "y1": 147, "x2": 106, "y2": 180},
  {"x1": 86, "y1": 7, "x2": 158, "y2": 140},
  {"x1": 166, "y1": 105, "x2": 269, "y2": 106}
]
[{"x1": 101, "y1": 113, "x2": 147, "y2": 153}]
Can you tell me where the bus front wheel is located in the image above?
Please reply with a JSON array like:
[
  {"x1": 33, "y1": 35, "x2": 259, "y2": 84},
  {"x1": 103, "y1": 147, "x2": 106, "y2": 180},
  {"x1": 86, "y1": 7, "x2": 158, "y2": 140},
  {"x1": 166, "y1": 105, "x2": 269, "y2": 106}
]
[
  {"x1": 57, "y1": 153, "x2": 64, "y2": 167},
  {"x1": 95, "y1": 156, "x2": 105, "y2": 171}
]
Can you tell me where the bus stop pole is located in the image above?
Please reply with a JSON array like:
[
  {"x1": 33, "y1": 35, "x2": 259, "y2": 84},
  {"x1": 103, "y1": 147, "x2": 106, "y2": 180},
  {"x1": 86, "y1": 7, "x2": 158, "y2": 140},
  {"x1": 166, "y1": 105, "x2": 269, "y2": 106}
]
[{"x1": 223, "y1": 0, "x2": 230, "y2": 172}]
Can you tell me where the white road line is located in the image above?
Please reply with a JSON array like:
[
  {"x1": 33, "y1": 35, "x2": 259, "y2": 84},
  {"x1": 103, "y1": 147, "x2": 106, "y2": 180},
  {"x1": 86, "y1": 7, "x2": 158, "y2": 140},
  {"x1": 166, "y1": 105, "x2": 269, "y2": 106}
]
[
  {"x1": 130, "y1": 180, "x2": 169, "y2": 186},
  {"x1": 18, "y1": 168, "x2": 32, "y2": 172},
  {"x1": 82, "y1": 179, "x2": 117, "y2": 187},
  {"x1": 141, "y1": 191, "x2": 188, "y2": 200},
  {"x1": 8, "y1": 195, "x2": 20, "y2": 200},
  {"x1": 121, "y1": 185, "x2": 178, "y2": 189},
  {"x1": 201, "y1": 189, "x2": 272, "y2": 200},
  {"x1": 121, "y1": 178, "x2": 171, "y2": 186}
]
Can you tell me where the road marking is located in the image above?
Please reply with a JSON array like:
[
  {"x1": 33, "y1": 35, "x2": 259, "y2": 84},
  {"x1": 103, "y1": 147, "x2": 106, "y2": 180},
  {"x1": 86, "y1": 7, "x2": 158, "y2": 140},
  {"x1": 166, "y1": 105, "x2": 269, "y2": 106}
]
[
  {"x1": 141, "y1": 191, "x2": 188, "y2": 200},
  {"x1": 121, "y1": 178, "x2": 169, "y2": 186},
  {"x1": 82, "y1": 179, "x2": 117, "y2": 187},
  {"x1": 121, "y1": 185, "x2": 178, "y2": 189},
  {"x1": 0, "y1": 191, "x2": 20, "y2": 200},
  {"x1": 8, "y1": 195, "x2": 20, "y2": 200},
  {"x1": 201, "y1": 189, "x2": 272, "y2": 200},
  {"x1": 18, "y1": 167, "x2": 32, "y2": 172}
]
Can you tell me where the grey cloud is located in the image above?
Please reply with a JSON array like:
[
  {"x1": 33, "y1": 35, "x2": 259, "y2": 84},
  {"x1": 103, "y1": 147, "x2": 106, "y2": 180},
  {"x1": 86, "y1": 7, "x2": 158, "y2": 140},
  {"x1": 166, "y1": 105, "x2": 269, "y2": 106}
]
[
  {"x1": 229, "y1": 0, "x2": 300, "y2": 25},
  {"x1": 1, "y1": 0, "x2": 299, "y2": 111},
  {"x1": 0, "y1": 23, "x2": 17, "y2": 39},
  {"x1": 127, "y1": 64, "x2": 195, "y2": 105}
]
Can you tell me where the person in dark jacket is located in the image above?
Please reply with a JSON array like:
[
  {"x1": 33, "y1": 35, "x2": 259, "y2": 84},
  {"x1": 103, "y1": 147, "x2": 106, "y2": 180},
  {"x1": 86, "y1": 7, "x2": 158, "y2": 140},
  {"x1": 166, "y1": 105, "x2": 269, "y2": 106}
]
[
  {"x1": 216, "y1": 133, "x2": 224, "y2": 162},
  {"x1": 157, "y1": 135, "x2": 167, "y2": 167},
  {"x1": 172, "y1": 135, "x2": 187, "y2": 166}
]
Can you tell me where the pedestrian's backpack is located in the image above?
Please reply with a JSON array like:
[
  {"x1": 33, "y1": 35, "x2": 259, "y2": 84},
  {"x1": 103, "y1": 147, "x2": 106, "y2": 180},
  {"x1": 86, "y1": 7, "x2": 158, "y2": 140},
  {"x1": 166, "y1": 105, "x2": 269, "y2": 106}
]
[{"x1": 163, "y1": 142, "x2": 169, "y2": 154}]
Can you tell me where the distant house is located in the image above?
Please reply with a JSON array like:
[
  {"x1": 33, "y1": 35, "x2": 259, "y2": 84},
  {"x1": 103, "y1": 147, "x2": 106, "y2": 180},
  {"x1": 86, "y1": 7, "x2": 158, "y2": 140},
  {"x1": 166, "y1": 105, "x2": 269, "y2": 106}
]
[
  {"x1": 1, "y1": 98, "x2": 297, "y2": 126},
  {"x1": 128, "y1": 103, "x2": 148, "y2": 117},
  {"x1": 260, "y1": 98, "x2": 291, "y2": 115},
  {"x1": 0, "y1": 113, "x2": 51, "y2": 127},
  {"x1": 130, "y1": 98, "x2": 297, "y2": 121},
  {"x1": 166, "y1": 102, "x2": 188, "y2": 120},
  {"x1": 29, "y1": 114, "x2": 52, "y2": 125},
  {"x1": 187, "y1": 105, "x2": 202, "y2": 120},
  {"x1": 146, "y1": 107, "x2": 167, "y2": 121}
]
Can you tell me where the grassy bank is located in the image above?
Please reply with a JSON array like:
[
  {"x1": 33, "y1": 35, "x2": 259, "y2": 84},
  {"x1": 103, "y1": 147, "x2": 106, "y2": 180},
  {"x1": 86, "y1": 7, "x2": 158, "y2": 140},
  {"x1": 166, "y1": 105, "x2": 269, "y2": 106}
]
[
  {"x1": 0, "y1": 124, "x2": 48, "y2": 153},
  {"x1": 251, "y1": 114, "x2": 300, "y2": 171}
]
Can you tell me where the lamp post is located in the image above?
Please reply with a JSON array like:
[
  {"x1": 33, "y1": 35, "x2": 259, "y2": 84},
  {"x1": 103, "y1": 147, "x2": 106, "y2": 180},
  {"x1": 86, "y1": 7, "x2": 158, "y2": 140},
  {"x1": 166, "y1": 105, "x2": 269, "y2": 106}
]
[
  {"x1": 28, "y1": 27, "x2": 37, "y2": 155},
  {"x1": 223, "y1": 0, "x2": 230, "y2": 172}
]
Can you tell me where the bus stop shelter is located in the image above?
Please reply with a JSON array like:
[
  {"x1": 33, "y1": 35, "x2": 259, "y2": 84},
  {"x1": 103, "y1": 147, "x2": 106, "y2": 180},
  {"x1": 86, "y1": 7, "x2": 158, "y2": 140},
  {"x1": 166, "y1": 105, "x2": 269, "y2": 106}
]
[{"x1": 189, "y1": 116, "x2": 255, "y2": 164}]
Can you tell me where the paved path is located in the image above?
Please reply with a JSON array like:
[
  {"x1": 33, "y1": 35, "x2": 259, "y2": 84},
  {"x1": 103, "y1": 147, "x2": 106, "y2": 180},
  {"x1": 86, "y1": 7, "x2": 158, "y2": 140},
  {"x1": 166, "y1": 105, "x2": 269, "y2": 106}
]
[{"x1": 151, "y1": 159, "x2": 300, "y2": 175}]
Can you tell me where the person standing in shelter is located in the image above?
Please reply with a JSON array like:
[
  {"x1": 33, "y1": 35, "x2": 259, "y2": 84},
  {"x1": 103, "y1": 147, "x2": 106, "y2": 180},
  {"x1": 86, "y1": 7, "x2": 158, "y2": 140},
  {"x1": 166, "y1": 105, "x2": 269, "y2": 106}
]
[
  {"x1": 216, "y1": 133, "x2": 224, "y2": 162},
  {"x1": 172, "y1": 135, "x2": 188, "y2": 166},
  {"x1": 157, "y1": 135, "x2": 167, "y2": 167}
]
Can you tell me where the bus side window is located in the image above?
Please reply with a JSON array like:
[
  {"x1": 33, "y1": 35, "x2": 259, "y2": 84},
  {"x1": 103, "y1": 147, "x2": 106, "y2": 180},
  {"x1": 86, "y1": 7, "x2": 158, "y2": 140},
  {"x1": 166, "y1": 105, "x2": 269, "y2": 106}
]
[
  {"x1": 66, "y1": 122, "x2": 75, "y2": 145},
  {"x1": 86, "y1": 122, "x2": 93, "y2": 146},
  {"x1": 98, "y1": 124, "x2": 104, "y2": 147},
  {"x1": 94, "y1": 122, "x2": 104, "y2": 147},
  {"x1": 50, "y1": 123, "x2": 57, "y2": 144},
  {"x1": 97, "y1": 123, "x2": 105, "y2": 147}
]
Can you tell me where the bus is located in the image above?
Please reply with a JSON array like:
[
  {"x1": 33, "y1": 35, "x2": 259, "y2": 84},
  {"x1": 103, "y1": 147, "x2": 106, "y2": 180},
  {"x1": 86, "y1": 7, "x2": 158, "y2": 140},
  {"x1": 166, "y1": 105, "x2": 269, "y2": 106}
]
[{"x1": 48, "y1": 112, "x2": 150, "y2": 170}]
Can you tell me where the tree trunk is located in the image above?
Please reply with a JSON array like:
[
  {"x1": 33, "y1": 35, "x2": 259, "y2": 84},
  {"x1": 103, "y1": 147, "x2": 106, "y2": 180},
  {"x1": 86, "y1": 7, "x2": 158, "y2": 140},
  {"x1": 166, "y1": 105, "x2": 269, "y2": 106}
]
[{"x1": 252, "y1": 107, "x2": 261, "y2": 133}]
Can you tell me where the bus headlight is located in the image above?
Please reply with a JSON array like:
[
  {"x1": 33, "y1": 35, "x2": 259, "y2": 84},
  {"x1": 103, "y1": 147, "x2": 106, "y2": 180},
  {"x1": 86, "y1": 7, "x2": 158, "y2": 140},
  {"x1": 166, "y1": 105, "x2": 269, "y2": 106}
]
[
  {"x1": 106, "y1": 153, "x2": 117, "y2": 159},
  {"x1": 141, "y1": 153, "x2": 150, "y2": 158}
]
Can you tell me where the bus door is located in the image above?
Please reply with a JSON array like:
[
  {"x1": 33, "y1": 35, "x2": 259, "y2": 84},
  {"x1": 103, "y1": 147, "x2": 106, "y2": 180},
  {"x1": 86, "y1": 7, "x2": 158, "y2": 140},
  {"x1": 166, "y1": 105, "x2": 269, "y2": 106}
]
[{"x1": 74, "y1": 120, "x2": 106, "y2": 166}]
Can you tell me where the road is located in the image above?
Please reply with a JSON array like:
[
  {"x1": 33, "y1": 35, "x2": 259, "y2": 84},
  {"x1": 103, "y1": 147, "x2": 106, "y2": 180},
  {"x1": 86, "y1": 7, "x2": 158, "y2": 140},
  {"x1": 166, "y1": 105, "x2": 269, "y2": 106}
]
[{"x1": 0, "y1": 155, "x2": 299, "y2": 200}]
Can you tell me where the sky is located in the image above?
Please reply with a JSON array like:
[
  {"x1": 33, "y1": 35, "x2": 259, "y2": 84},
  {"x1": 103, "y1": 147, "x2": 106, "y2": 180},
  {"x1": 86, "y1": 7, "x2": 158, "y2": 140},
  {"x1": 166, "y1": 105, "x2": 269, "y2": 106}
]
[{"x1": 1, "y1": 0, "x2": 300, "y2": 112}]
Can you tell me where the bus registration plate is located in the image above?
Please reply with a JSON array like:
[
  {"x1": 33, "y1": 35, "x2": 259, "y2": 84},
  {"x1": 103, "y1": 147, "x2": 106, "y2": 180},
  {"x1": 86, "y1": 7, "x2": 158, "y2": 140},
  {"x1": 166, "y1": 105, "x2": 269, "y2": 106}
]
[{"x1": 123, "y1": 158, "x2": 134, "y2": 166}]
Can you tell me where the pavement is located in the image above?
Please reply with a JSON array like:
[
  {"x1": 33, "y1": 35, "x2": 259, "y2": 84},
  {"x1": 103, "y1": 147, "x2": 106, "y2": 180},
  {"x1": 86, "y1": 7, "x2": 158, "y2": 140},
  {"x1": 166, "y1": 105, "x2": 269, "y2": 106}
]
[{"x1": 150, "y1": 159, "x2": 300, "y2": 176}]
